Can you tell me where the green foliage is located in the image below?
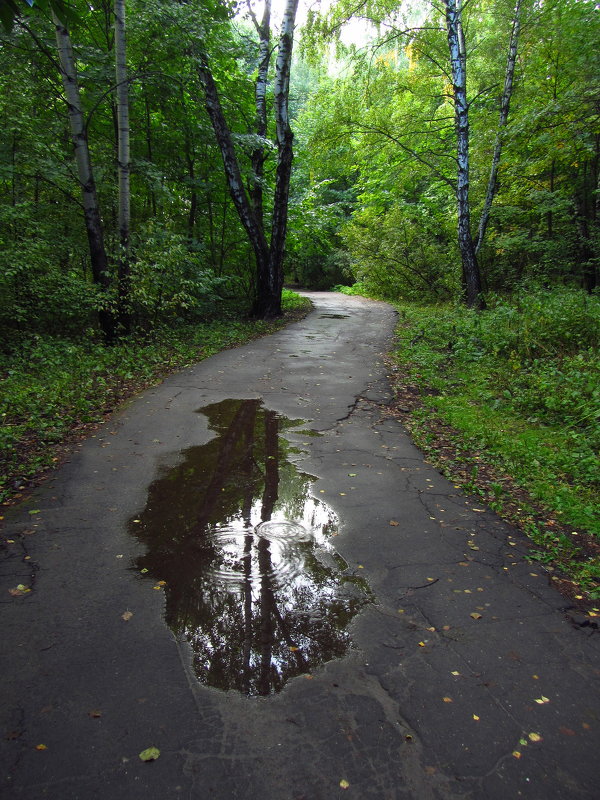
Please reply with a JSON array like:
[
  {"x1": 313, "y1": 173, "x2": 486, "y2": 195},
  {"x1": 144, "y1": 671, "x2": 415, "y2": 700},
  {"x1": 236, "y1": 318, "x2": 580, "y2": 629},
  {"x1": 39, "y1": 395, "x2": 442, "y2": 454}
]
[{"x1": 388, "y1": 287, "x2": 600, "y2": 549}]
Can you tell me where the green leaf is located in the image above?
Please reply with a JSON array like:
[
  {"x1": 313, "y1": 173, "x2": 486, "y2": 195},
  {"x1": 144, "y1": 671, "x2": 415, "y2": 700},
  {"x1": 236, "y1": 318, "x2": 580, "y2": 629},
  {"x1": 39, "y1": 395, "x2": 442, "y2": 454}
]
[{"x1": 138, "y1": 746, "x2": 160, "y2": 762}]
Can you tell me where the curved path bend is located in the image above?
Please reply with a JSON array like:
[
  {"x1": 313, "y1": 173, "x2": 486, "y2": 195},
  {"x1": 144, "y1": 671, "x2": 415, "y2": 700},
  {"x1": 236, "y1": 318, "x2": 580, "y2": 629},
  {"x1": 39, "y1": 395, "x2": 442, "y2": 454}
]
[{"x1": 1, "y1": 292, "x2": 599, "y2": 799}]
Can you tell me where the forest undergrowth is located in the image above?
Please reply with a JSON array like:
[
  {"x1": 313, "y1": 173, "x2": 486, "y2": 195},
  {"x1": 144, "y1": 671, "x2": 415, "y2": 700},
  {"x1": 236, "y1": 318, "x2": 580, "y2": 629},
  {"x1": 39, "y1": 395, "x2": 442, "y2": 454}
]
[
  {"x1": 338, "y1": 283, "x2": 600, "y2": 604},
  {"x1": 0, "y1": 290, "x2": 311, "y2": 507}
]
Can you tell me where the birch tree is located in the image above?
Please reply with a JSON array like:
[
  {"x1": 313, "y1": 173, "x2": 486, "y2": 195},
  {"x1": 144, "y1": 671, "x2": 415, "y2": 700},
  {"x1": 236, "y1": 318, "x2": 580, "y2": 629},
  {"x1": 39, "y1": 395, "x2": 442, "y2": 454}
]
[
  {"x1": 444, "y1": 0, "x2": 484, "y2": 308},
  {"x1": 52, "y1": 9, "x2": 113, "y2": 338}
]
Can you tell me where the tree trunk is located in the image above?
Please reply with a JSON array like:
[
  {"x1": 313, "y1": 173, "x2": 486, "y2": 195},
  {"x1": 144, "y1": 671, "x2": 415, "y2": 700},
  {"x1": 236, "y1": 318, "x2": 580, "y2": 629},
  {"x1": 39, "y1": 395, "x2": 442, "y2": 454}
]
[
  {"x1": 249, "y1": 0, "x2": 271, "y2": 227},
  {"x1": 475, "y1": 0, "x2": 522, "y2": 255},
  {"x1": 444, "y1": 0, "x2": 485, "y2": 309},
  {"x1": 255, "y1": 0, "x2": 299, "y2": 318},
  {"x1": 114, "y1": 0, "x2": 131, "y2": 333},
  {"x1": 197, "y1": 52, "x2": 271, "y2": 288},
  {"x1": 198, "y1": 0, "x2": 299, "y2": 320},
  {"x1": 53, "y1": 11, "x2": 113, "y2": 338}
]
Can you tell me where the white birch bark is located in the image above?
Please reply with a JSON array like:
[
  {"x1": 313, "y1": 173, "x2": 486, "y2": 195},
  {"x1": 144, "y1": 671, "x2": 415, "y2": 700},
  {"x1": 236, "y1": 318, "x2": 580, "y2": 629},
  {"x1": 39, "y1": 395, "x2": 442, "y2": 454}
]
[
  {"x1": 445, "y1": 0, "x2": 484, "y2": 308},
  {"x1": 53, "y1": 10, "x2": 109, "y2": 293}
]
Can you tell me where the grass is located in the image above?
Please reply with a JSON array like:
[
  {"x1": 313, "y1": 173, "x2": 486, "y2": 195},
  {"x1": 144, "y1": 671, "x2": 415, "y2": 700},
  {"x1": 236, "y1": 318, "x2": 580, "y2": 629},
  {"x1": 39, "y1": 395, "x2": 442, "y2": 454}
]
[
  {"x1": 338, "y1": 283, "x2": 600, "y2": 601},
  {"x1": 0, "y1": 289, "x2": 311, "y2": 505}
]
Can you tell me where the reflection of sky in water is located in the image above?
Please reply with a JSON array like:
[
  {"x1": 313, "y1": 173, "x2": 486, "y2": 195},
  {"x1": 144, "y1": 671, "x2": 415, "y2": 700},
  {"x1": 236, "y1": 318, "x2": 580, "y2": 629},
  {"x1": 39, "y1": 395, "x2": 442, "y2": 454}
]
[{"x1": 130, "y1": 400, "x2": 371, "y2": 696}]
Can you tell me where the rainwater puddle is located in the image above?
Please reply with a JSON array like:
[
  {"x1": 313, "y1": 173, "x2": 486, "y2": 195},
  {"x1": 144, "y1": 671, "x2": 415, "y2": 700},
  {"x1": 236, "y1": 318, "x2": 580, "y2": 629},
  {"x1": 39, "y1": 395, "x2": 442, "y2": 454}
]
[
  {"x1": 130, "y1": 399, "x2": 371, "y2": 696},
  {"x1": 318, "y1": 314, "x2": 349, "y2": 319}
]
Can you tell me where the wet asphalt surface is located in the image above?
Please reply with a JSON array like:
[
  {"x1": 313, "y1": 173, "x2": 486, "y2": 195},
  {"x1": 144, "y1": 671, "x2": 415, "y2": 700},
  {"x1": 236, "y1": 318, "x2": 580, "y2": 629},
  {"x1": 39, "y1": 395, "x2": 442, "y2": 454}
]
[{"x1": 1, "y1": 291, "x2": 599, "y2": 799}]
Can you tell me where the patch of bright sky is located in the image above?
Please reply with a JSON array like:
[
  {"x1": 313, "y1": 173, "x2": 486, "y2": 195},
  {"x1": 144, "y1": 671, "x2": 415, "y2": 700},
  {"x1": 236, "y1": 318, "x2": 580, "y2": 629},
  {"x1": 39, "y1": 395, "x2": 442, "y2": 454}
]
[{"x1": 241, "y1": 0, "x2": 374, "y2": 46}]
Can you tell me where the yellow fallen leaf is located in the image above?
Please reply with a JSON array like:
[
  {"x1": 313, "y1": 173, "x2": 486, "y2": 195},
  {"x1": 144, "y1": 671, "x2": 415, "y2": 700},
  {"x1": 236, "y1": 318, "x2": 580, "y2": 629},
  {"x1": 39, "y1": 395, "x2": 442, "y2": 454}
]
[
  {"x1": 389, "y1": 520, "x2": 399, "y2": 526},
  {"x1": 340, "y1": 779, "x2": 350, "y2": 789},
  {"x1": 157, "y1": 580, "x2": 167, "y2": 586},
  {"x1": 35, "y1": 744, "x2": 47, "y2": 751},
  {"x1": 289, "y1": 646, "x2": 300, "y2": 652},
  {"x1": 473, "y1": 714, "x2": 480, "y2": 721},
  {"x1": 451, "y1": 670, "x2": 460, "y2": 676},
  {"x1": 122, "y1": 611, "x2": 133, "y2": 621},
  {"x1": 139, "y1": 746, "x2": 160, "y2": 761},
  {"x1": 528, "y1": 732, "x2": 542, "y2": 742},
  {"x1": 512, "y1": 751, "x2": 521, "y2": 759},
  {"x1": 470, "y1": 612, "x2": 483, "y2": 620},
  {"x1": 533, "y1": 696, "x2": 550, "y2": 705},
  {"x1": 418, "y1": 641, "x2": 426, "y2": 647},
  {"x1": 442, "y1": 697, "x2": 453, "y2": 703}
]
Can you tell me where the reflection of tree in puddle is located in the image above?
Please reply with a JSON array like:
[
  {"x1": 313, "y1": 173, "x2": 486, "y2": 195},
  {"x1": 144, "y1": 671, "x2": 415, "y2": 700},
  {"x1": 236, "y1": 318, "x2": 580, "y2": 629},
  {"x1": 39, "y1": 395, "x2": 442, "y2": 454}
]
[{"x1": 130, "y1": 399, "x2": 371, "y2": 696}]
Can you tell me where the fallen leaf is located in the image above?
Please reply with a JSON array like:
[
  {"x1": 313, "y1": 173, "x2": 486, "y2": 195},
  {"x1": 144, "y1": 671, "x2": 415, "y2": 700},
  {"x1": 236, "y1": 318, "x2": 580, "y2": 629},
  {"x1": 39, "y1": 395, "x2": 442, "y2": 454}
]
[
  {"x1": 528, "y1": 732, "x2": 542, "y2": 743},
  {"x1": 451, "y1": 670, "x2": 460, "y2": 676},
  {"x1": 88, "y1": 710, "x2": 102, "y2": 718},
  {"x1": 559, "y1": 727, "x2": 575, "y2": 736},
  {"x1": 289, "y1": 646, "x2": 300, "y2": 652},
  {"x1": 473, "y1": 714, "x2": 480, "y2": 721},
  {"x1": 389, "y1": 520, "x2": 400, "y2": 526},
  {"x1": 533, "y1": 696, "x2": 550, "y2": 705},
  {"x1": 418, "y1": 641, "x2": 426, "y2": 647},
  {"x1": 348, "y1": 473, "x2": 357, "y2": 477},
  {"x1": 28, "y1": 510, "x2": 41, "y2": 515},
  {"x1": 139, "y1": 746, "x2": 160, "y2": 762},
  {"x1": 470, "y1": 612, "x2": 483, "y2": 620},
  {"x1": 519, "y1": 738, "x2": 528, "y2": 746},
  {"x1": 442, "y1": 697, "x2": 453, "y2": 703},
  {"x1": 122, "y1": 611, "x2": 133, "y2": 621},
  {"x1": 339, "y1": 779, "x2": 350, "y2": 789},
  {"x1": 157, "y1": 580, "x2": 167, "y2": 586},
  {"x1": 512, "y1": 751, "x2": 521, "y2": 759},
  {"x1": 140, "y1": 568, "x2": 148, "y2": 574},
  {"x1": 35, "y1": 744, "x2": 47, "y2": 751}
]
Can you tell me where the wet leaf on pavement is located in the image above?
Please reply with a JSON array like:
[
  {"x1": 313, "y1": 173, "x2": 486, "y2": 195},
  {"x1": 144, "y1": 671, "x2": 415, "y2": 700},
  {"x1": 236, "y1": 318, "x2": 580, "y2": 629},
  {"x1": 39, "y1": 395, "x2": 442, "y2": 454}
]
[{"x1": 139, "y1": 746, "x2": 160, "y2": 762}]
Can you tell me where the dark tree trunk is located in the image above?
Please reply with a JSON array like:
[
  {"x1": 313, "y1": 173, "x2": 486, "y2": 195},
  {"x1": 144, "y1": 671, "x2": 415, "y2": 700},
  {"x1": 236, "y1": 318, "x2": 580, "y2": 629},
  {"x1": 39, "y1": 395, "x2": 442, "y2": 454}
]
[{"x1": 197, "y1": 0, "x2": 299, "y2": 319}]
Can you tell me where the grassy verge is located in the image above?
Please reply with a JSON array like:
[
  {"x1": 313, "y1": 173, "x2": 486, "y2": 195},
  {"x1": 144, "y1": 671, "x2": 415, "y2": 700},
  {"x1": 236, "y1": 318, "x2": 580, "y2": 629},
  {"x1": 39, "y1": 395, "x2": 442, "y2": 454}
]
[
  {"x1": 0, "y1": 289, "x2": 311, "y2": 506},
  {"x1": 338, "y1": 283, "x2": 600, "y2": 603}
]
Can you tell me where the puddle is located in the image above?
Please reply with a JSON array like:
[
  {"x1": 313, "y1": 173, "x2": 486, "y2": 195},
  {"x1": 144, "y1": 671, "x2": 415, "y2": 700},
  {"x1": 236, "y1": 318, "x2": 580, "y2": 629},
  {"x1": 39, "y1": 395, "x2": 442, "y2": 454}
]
[
  {"x1": 318, "y1": 314, "x2": 349, "y2": 319},
  {"x1": 130, "y1": 399, "x2": 371, "y2": 696}
]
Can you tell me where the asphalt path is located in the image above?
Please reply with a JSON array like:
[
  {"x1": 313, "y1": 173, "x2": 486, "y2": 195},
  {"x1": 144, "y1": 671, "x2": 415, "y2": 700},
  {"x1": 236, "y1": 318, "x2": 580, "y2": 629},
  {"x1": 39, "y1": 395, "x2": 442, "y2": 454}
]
[{"x1": 1, "y1": 292, "x2": 599, "y2": 799}]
